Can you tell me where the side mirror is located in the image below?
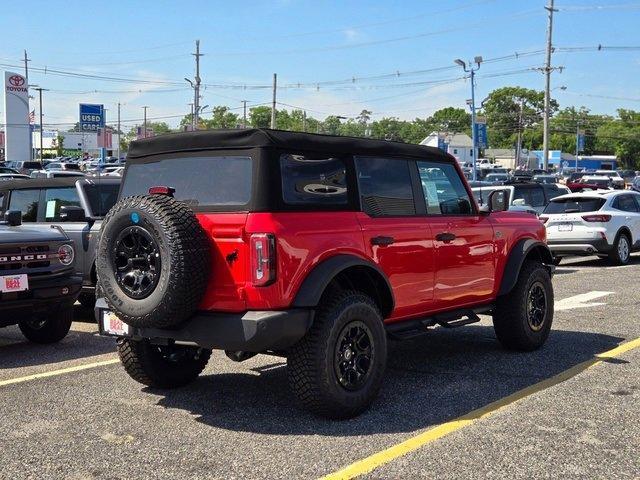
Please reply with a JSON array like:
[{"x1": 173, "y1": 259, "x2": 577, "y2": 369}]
[
  {"x1": 5, "y1": 210, "x2": 22, "y2": 226},
  {"x1": 59, "y1": 205, "x2": 86, "y2": 222},
  {"x1": 480, "y1": 190, "x2": 508, "y2": 214}
]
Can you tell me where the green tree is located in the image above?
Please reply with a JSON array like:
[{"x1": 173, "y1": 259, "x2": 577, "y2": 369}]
[
  {"x1": 481, "y1": 86, "x2": 558, "y2": 149},
  {"x1": 203, "y1": 106, "x2": 240, "y2": 129},
  {"x1": 596, "y1": 109, "x2": 640, "y2": 168},
  {"x1": 429, "y1": 107, "x2": 471, "y2": 135},
  {"x1": 322, "y1": 116, "x2": 343, "y2": 135},
  {"x1": 54, "y1": 134, "x2": 65, "y2": 157},
  {"x1": 249, "y1": 106, "x2": 273, "y2": 128}
]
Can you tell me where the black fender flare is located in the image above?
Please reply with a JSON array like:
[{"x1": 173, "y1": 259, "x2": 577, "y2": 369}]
[
  {"x1": 498, "y1": 239, "x2": 554, "y2": 296},
  {"x1": 292, "y1": 254, "x2": 394, "y2": 315}
]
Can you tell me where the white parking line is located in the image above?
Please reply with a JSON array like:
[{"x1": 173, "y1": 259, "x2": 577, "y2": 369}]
[{"x1": 555, "y1": 291, "x2": 615, "y2": 311}]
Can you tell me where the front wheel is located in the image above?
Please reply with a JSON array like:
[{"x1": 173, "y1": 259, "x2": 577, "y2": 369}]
[
  {"x1": 287, "y1": 290, "x2": 387, "y2": 419},
  {"x1": 493, "y1": 261, "x2": 554, "y2": 351},
  {"x1": 19, "y1": 307, "x2": 73, "y2": 344},
  {"x1": 117, "y1": 338, "x2": 211, "y2": 388}
]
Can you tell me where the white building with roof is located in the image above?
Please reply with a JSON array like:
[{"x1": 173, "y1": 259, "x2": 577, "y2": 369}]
[{"x1": 420, "y1": 132, "x2": 474, "y2": 163}]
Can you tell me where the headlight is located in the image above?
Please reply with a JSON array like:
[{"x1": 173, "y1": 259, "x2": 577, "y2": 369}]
[{"x1": 58, "y1": 244, "x2": 75, "y2": 265}]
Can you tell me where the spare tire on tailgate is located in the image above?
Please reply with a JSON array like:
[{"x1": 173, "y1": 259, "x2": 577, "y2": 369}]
[{"x1": 96, "y1": 194, "x2": 210, "y2": 329}]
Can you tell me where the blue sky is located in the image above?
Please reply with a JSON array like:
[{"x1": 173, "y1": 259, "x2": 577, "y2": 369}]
[{"x1": 1, "y1": 0, "x2": 639, "y2": 130}]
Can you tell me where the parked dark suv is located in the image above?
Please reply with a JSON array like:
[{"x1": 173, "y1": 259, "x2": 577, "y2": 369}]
[
  {"x1": 0, "y1": 211, "x2": 81, "y2": 343},
  {"x1": 95, "y1": 129, "x2": 555, "y2": 419},
  {"x1": 0, "y1": 177, "x2": 121, "y2": 308}
]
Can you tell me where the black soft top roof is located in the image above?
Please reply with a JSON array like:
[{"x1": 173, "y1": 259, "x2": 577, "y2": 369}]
[
  {"x1": 0, "y1": 177, "x2": 120, "y2": 192},
  {"x1": 127, "y1": 128, "x2": 451, "y2": 162}
]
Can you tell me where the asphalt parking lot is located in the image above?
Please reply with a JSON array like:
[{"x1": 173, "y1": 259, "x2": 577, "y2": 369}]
[{"x1": 1, "y1": 256, "x2": 639, "y2": 480}]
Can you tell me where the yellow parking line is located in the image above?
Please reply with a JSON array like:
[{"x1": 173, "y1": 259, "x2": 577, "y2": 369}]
[
  {"x1": 0, "y1": 358, "x2": 120, "y2": 388},
  {"x1": 320, "y1": 337, "x2": 640, "y2": 480}
]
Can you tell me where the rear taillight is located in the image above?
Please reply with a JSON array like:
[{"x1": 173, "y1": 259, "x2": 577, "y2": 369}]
[
  {"x1": 582, "y1": 214, "x2": 611, "y2": 222},
  {"x1": 148, "y1": 186, "x2": 175, "y2": 196},
  {"x1": 250, "y1": 233, "x2": 276, "y2": 286}
]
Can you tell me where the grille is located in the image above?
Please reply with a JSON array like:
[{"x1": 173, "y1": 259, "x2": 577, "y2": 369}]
[{"x1": 0, "y1": 244, "x2": 53, "y2": 272}]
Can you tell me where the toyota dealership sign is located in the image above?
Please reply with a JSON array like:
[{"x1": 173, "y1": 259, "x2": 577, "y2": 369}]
[{"x1": 3, "y1": 71, "x2": 30, "y2": 161}]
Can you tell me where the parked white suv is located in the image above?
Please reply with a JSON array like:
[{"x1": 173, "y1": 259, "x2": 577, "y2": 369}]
[
  {"x1": 595, "y1": 170, "x2": 625, "y2": 189},
  {"x1": 541, "y1": 190, "x2": 640, "y2": 265}
]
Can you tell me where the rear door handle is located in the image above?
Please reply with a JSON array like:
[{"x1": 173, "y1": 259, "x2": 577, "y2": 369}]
[
  {"x1": 435, "y1": 232, "x2": 456, "y2": 243},
  {"x1": 371, "y1": 236, "x2": 395, "y2": 246}
]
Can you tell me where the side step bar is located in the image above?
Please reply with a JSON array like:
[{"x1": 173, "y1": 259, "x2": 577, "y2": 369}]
[{"x1": 385, "y1": 304, "x2": 493, "y2": 340}]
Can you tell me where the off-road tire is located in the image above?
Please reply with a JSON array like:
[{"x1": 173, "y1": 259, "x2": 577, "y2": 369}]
[
  {"x1": 493, "y1": 261, "x2": 554, "y2": 351},
  {"x1": 19, "y1": 307, "x2": 73, "y2": 344},
  {"x1": 96, "y1": 194, "x2": 210, "y2": 329},
  {"x1": 608, "y1": 231, "x2": 631, "y2": 266},
  {"x1": 287, "y1": 290, "x2": 387, "y2": 419},
  {"x1": 78, "y1": 293, "x2": 96, "y2": 310},
  {"x1": 117, "y1": 338, "x2": 211, "y2": 388}
]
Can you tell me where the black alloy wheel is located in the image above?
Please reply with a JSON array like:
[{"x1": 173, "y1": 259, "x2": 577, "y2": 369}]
[
  {"x1": 334, "y1": 321, "x2": 375, "y2": 391},
  {"x1": 526, "y1": 282, "x2": 547, "y2": 332},
  {"x1": 113, "y1": 225, "x2": 162, "y2": 299}
]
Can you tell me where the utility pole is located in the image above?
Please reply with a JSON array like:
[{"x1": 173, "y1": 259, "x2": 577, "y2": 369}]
[
  {"x1": 515, "y1": 98, "x2": 525, "y2": 169},
  {"x1": 542, "y1": 0, "x2": 557, "y2": 171},
  {"x1": 117, "y1": 102, "x2": 121, "y2": 160},
  {"x1": 24, "y1": 50, "x2": 32, "y2": 161},
  {"x1": 33, "y1": 87, "x2": 48, "y2": 163},
  {"x1": 242, "y1": 100, "x2": 247, "y2": 128},
  {"x1": 142, "y1": 106, "x2": 148, "y2": 138},
  {"x1": 193, "y1": 40, "x2": 203, "y2": 130},
  {"x1": 271, "y1": 73, "x2": 277, "y2": 129}
]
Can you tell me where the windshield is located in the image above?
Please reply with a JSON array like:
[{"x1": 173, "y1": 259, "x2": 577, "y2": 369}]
[
  {"x1": 84, "y1": 183, "x2": 121, "y2": 217},
  {"x1": 120, "y1": 156, "x2": 253, "y2": 208},
  {"x1": 544, "y1": 197, "x2": 606, "y2": 214}
]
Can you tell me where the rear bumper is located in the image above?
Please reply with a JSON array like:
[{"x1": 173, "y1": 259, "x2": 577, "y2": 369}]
[
  {"x1": 95, "y1": 298, "x2": 314, "y2": 353},
  {"x1": 0, "y1": 274, "x2": 82, "y2": 325},
  {"x1": 547, "y1": 238, "x2": 612, "y2": 256}
]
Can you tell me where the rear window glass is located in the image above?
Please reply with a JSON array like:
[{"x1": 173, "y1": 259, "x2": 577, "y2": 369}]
[
  {"x1": 84, "y1": 183, "x2": 120, "y2": 217},
  {"x1": 544, "y1": 197, "x2": 606, "y2": 214},
  {"x1": 120, "y1": 156, "x2": 252, "y2": 207},
  {"x1": 357, "y1": 157, "x2": 415, "y2": 216},
  {"x1": 280, "y1": 154, "x2": 348, "y2": 206}
]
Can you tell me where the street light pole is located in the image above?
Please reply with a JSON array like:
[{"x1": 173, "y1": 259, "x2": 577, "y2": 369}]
[{"x1": 454, "y1": 57, "x2": 482, "y2": 181}]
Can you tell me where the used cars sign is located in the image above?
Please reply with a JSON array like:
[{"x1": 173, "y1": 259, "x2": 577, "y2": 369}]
[{"x1": 79, "y1": 103, "x2": 105, "y2": 132}]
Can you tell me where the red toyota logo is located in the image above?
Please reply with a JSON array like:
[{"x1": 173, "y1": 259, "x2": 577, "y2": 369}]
[{"x1": 9, "y1": 75, "x2": 25, "y2": 87}]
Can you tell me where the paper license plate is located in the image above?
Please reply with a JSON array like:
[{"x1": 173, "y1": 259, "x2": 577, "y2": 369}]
[
  {"x1": 0, "y1": 274, "x2": 29, "y2": 293},
  {"x1": 101, "y1": 310, "x2": 130, "y2": 336},
  {"x1": 558, "y1": 223, "x2": 573, "y2": 232}
]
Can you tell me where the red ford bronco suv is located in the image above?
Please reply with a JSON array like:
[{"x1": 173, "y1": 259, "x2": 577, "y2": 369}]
[{"x1": 95, "y1": 129, "x2": 554, "y2": 419}]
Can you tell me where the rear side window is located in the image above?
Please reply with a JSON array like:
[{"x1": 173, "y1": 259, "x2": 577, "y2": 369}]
[
  {"x1": 544, "y1": 197, "x2": 606, "y2": 214},
  {"x1": 9, "y1": 189, "x2": 40, "y2": 221},
  {"x1": 613, "y1": 194, "x2": 640, "y2": 213},
  {"x1": 44, "y1": 187, "x2": 82, "y2": 221},
  {"x1": 513, "y1": 187, "x2": 546, "y2": 207},
  {"x1": 356, "y1": 157, "x2": 415, "y2": 216},
  {"x1": 418, "y1": 161, "x2": 473, "y2": 215},
  {"x1": 120, "y1": 156, "x2": 252, "y2": 208},
  {"x1": 280, "y1": 154, "x2": 348, "y2": 206}
]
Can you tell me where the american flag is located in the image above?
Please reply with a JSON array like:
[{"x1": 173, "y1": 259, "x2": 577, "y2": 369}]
[{"x1": 28, "y1": 110, "x2": 35, "y2": 124}]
